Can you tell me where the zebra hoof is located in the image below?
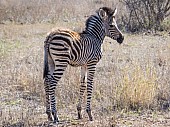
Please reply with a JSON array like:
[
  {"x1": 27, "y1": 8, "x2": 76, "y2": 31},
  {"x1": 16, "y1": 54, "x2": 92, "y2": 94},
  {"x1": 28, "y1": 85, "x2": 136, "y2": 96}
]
[
  {"x1": 78, "y1": 113, "x2": 82, "y2": 119},
  {"x1": 89, "y1": 116, "x2": 93, "y2": 121},
  {"x1": 46, "y1": 112, "x2": 53, "y2": 122},
  {"x1": 52, "y1": 111, "x2": 59, "y2": 124},
  {"x1": 77, "y1": 106, "x2": 82, "y2": 119},
  {"x1": 53, "y1": 120, "x2": 59, "y2": 124},
  {"x1": 89, "y1": 117, "x2": 93, "y2": 121},
  {"x1": 86, "y1": 109, "x2": 93, "y2": 121},
  {"x1": 53, "y1": 117, "x2": 59, "y2": 125}
]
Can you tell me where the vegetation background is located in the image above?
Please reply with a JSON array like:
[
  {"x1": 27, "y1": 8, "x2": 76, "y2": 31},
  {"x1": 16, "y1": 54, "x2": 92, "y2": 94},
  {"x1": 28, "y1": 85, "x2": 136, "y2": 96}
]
[{"x1": 0, "y1": 0, "x2": 170, "y2": 126}]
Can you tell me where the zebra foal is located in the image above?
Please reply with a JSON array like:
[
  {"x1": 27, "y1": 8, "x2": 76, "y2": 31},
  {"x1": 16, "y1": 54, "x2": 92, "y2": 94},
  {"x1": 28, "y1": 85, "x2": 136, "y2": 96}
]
[{"x1": 43, "y1": 7, "x2": 124, "y2": 123}]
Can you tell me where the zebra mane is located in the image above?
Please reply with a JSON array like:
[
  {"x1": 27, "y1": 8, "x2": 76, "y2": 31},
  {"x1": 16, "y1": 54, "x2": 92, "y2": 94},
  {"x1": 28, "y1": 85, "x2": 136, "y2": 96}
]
[
  {"x1": 85, "y1": 14, "x2": 100, "y2": 28},
  {"x1": 85, "y1": 7, "x2": 114, "y2": 28},
  {"x1": 82, "y1": 14, "x2": 101, "y2": 34}
]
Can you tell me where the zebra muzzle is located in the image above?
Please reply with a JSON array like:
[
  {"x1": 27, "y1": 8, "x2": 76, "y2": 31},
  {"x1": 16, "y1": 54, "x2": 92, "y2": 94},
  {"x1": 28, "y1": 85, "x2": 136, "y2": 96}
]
[{"x1": 117, "y1": 35, "x2": 124, "y2": 44}]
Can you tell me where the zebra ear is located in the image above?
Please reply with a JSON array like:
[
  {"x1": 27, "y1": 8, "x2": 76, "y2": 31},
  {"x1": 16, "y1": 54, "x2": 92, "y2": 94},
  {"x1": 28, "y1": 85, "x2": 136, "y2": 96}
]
[
  {"x1": 113, "y1": 8, "x2": 117, "y2": 17},
  {"x1": 98, "y1": 8, "x2": 107, "y2": 19}
]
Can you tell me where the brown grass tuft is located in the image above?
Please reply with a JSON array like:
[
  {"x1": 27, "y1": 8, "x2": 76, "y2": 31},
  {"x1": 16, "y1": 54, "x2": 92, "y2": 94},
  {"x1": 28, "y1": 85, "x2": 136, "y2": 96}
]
[{"x1": 118, "y1": 62, "x2": 158, "y2": 110}]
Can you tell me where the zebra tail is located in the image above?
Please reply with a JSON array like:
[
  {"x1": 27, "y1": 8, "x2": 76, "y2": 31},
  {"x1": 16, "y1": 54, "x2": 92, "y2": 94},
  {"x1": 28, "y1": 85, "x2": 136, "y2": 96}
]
[{"x1": 43, "y1": 43, "x2": 49, "y2": 79}]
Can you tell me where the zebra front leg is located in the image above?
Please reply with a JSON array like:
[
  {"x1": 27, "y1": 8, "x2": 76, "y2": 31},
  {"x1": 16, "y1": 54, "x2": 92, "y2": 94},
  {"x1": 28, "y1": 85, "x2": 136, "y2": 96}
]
[
  {"x1": 86, "y1": 64, "x2": 96, "y2": 121},
  {"x1": 77, "y1": 66, "x2": 87, "y2": 119}
]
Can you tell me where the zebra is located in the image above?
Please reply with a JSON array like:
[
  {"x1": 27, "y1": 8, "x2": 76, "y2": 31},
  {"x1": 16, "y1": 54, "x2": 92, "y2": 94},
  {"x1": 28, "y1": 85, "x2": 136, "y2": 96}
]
[{"x1": 43, "y1": 7, "x2": 124, "y2": 123}]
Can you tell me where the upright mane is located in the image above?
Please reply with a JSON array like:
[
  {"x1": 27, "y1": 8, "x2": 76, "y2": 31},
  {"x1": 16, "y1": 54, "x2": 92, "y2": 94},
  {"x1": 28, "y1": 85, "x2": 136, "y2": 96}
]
[
  {"x1": 83, "y1": 7, "x2": 114, "y2": 34},
  {"x1": 85, "y1": 14, "x2": 100, "y2": 30}
]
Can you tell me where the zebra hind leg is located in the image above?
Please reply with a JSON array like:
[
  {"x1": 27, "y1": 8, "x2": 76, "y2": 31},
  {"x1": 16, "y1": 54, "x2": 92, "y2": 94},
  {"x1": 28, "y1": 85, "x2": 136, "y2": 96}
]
[
  {"x1": 44, "y1": 78, "x2": 53, "y2": 122},
  {"x1": 50, "y1": 87, "x2": 59, "y2": 124},
  {"x1": 50, "y1": 62, "x2": 68, "y2": 124}
]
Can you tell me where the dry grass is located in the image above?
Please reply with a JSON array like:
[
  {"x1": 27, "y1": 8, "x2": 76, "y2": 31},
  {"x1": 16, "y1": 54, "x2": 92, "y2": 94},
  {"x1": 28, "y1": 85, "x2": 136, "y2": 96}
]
[
  {"x1": 0, "y1": 1, "x2": 169, "y2": 126},
  {"x1": 0, "y1": 22, "x2": 170, "y2": 126},
  {"x1": 0, "y1": 0, "x2": 122, "y2": 24},
  {"x1": 117, "y1": 62, "x2": 158, "y2": 110}
]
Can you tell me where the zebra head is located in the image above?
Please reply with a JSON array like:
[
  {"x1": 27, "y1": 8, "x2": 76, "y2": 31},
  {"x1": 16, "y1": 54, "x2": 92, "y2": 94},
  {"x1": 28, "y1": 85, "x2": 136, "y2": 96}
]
[{"x1": 98, "y1": 7, "x2": 124, "y2": 44}]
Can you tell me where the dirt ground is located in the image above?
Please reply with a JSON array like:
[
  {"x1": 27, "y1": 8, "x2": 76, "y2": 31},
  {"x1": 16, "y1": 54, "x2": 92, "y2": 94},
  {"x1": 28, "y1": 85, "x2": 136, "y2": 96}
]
[{"x1": 0, "y1": 24, "x2": 170, "y2": 127}]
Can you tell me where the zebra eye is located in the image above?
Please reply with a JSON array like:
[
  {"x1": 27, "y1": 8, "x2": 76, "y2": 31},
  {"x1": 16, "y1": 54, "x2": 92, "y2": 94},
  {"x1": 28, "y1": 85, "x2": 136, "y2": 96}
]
[{"x1": 109, "y1": 25, "x2": 114, "y2": 27}]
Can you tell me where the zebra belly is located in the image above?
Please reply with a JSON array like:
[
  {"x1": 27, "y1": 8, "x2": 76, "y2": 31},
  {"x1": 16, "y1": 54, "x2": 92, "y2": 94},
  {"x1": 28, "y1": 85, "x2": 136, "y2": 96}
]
[{"x1": 69, "y1": 59, "x2": 86, "y2": 67}]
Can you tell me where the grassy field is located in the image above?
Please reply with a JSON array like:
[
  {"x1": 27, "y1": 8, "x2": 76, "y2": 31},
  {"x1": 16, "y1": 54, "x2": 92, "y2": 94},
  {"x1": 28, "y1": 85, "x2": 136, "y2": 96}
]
[{"x1": 0, "y1": 23, "x2": 170, "y2": 127}]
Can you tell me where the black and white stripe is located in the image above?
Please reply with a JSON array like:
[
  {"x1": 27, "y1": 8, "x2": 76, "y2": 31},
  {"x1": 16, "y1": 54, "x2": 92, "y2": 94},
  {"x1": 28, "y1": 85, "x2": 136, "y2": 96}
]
[{"x1": 43, "y1": 7, "x2": 124, "y2": 123}]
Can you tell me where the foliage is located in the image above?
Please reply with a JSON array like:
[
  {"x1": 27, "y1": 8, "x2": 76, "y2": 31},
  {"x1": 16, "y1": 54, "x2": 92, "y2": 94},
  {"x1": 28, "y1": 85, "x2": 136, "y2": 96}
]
[{"x1": 120, "y1": 0, "x2": 170, "y2": 32}]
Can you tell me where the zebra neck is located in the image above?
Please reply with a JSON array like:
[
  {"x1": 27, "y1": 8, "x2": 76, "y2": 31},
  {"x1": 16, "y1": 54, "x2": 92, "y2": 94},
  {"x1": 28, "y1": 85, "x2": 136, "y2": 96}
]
[
  {"x1": 84, "y1": 15, "x2": 105, "y2": 42},
  {"x1": 85, "y1": 28, "x2": 105, "y2": 42}
]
